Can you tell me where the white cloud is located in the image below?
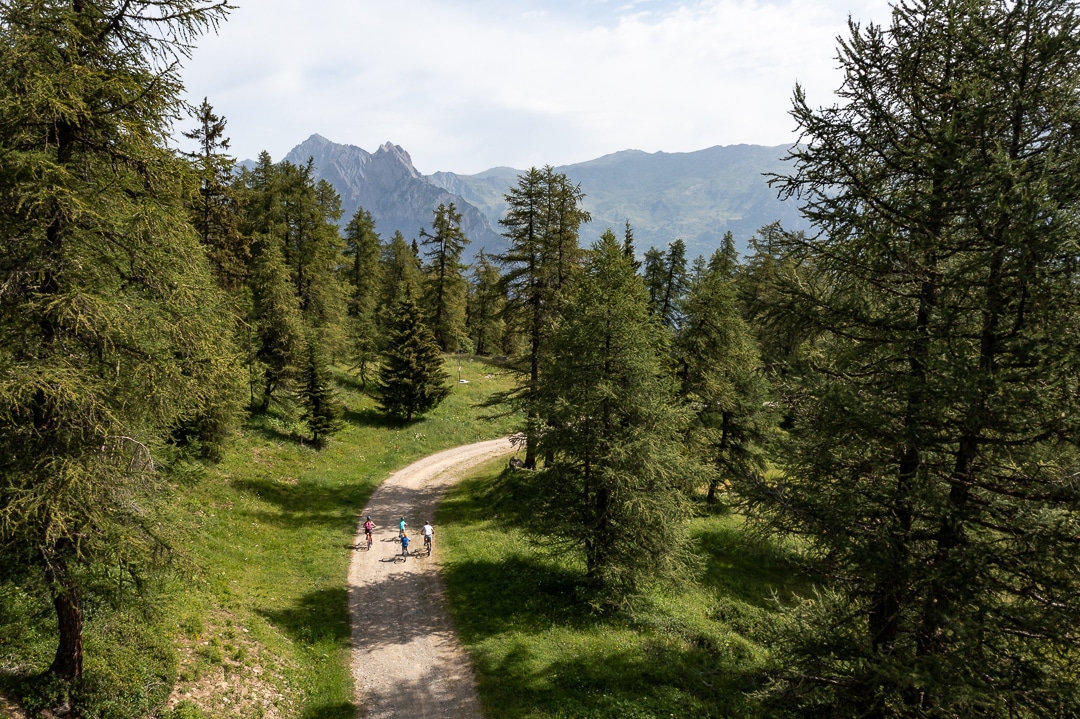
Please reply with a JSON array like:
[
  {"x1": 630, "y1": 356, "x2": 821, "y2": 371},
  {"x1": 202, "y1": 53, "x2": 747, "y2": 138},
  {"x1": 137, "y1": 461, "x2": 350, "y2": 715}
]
[{"x1": 180, "y1": 0, "x2": 893, "y2": 174}]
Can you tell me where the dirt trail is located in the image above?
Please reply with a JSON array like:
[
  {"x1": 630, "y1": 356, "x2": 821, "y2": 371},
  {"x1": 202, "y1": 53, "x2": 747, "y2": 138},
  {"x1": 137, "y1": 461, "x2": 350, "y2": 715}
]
[{"x1": 347, "y1": 438, "x2": 515, "y2": 719}]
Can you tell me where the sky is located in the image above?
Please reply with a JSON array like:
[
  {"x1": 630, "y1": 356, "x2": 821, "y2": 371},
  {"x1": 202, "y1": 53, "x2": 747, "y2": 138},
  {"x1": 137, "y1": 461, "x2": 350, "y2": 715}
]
[{"x1": 179, "y1": 0, "x2": 894, "y2": 175}]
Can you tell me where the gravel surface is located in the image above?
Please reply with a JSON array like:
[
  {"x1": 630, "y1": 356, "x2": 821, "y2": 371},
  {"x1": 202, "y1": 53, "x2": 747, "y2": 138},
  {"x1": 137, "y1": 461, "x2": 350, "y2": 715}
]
[{"x1": 348, "y1": 438, "x2": 515, "y2": 719}]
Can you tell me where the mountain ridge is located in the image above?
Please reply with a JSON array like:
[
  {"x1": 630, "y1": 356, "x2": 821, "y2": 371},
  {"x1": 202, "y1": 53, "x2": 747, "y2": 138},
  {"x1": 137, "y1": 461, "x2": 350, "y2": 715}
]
[{"x1": 267, "y1": 135, "x2": 810, "y2": 260}]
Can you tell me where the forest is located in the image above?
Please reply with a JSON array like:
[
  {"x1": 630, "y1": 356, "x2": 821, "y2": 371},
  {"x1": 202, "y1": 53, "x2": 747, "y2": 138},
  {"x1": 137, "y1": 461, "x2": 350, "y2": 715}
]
[{"x1": 2, "y1": 0, "x2": 1080, "y2": 718}]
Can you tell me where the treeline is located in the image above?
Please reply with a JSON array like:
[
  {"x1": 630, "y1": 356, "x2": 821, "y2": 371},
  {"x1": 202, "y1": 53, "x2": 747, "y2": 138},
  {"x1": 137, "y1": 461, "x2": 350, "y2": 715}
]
[{"x1": 3, "y1": 1, "x2": 1080, "y2": 718}]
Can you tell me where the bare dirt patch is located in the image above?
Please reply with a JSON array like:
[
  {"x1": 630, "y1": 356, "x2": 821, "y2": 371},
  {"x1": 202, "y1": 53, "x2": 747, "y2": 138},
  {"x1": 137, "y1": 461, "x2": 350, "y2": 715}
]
[
  {"x1": 166, "y1": 609, "x2": 297, "y2": 719},
  {"x1": 348, "y1": 438, "x2": 515, "y2": 719}
]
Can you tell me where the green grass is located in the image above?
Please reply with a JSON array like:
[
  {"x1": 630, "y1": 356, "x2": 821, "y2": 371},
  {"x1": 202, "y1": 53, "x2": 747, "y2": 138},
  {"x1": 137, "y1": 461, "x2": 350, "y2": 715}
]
[
  {"x1": 438, "y1": 462, "x2": 814, "y2": 719},
  {"x1": 0, "y1": 355, "x2": 518, "y2": 719}
]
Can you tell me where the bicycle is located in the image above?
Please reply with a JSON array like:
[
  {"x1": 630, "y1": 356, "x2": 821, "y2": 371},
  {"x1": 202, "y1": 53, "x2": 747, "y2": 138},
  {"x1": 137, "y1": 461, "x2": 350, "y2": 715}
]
[
  {"x1": 362, "y1": 517, "x2": 376, "y2": 550},
  {"x1": 423, "y1": 534, "x2": 431, "y2": 555}
]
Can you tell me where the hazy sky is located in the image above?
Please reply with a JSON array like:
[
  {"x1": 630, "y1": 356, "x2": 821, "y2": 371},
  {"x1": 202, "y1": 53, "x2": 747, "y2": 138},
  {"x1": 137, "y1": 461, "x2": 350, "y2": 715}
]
[{"x1": 179, "y1": 0, "x2": 894, "y2": 175}]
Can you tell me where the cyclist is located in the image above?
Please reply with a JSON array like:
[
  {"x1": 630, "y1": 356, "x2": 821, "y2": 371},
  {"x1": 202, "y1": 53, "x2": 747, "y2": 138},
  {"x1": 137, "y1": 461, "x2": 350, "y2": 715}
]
[
  {"x1": 422, "y1": 521, "x2": 434, "y2": 554},
  {"x1": 397, "y1": 516, "x2": 407, "y2": 542},
  {"x1": 363, "y1": 515, "x2": 376, "y2": 548},
  {"x1": 400, "y1": 531, "x2": 410, "y2": 557}
]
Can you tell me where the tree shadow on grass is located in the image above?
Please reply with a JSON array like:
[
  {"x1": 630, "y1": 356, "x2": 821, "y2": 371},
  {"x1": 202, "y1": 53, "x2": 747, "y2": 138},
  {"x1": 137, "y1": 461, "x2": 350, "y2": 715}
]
[
  {"x1": 301, "y1": 702, "x2": 355, "y2": 719},
  {"x1": 441, "y1": 555, "x2": 592, "y2": 642},
  {"x1": 695, "y1": 523, "x2": 813, "y2": 607},
  {"x1": 230, "y1": 476, "x2": 369, "y2": 531},
  {"x1": 340, "y1": 406, "x2": 406, "y2": 430},
  {"x1": 258, "y1": 587, "x2": 351, "y2": 649},
  {"x1": 472, "y1": 638, "x2": 751, "y2": 719}
]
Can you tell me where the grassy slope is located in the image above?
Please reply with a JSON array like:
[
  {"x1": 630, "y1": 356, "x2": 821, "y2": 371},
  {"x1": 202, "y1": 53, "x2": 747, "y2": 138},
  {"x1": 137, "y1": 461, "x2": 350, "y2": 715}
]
[
  {"x1": 0, "y1": 356, "x2": 518, "y2": 719},
  {"x1": 438, "y1": 463, "x2": 813, "y2": 719}
]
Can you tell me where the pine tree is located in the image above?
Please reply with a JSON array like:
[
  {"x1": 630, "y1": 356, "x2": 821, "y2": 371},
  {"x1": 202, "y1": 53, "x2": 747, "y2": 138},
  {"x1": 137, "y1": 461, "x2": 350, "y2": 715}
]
[
  {"x1": 757, "y1": 1, "x2": 1080, "y2": 715},
  {"x1": 526, "y1": 229, "x2": 698, "y2": 603},
  {"x1": 643, "y1": 239, "x2": 689, "y2": 328},
  {"x1": 299, "y1": 336, "x2": 343, "y2": 448},
  {"x1": 342, "y1": 207, "x2": 383, "y2": 386},
  {"x1": 675, "y1": 256, "x2": 774, "y2": 503},
  {"x1": 466, "y1": 249, "x2": 506, "y2": 356},
  {"x1": 0, "y1": 0, "x2": 234, "y2": 686},
  {"x1": 496, "y1": 166, "x2": 590, "y2": 468},
  {"x1": 419, "y1": 202, "x2": 470, "y2": 352},
  {"x1": 182, "y1": 98, "x2": 248, "y2": 291},
  {"x1": 249, "y1": 239, "x2": 305, "y2": 413},
  {"x1": 380, "y1": 230, "x2": 423, "y2": 317},
  {"x1": 377, "y1": 297, "x2": 451, "y2": 421}
]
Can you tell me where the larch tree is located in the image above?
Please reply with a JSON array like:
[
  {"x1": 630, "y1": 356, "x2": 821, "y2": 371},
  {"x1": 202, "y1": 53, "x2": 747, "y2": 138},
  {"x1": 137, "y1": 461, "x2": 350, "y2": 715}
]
[
  {"x1": 182, "y1": 97, "x2": 248, "y2": 291},
  {"x1": 342, "y1": 207, "x2": 383, "y2": 386},
  {"x1": 757, "y1": 1, "x2": 1080, "y2": 716},
  {"x1": 0, "y1": 0, "x2": 235, "y2": 687},
  {"x1": 496, "y1": 166, "x2": 590, "y2": 468},
  {"x1": 248, "y1": 237, "x2": 305, "y2": 413},
  {"x1": 298, "y1": 335, "x2": 343, "y2": 448},
  {"x1": 525, "y1": 229, "x2": 698, "y2": 603},
  {"x1": 643, "y1": 239, "x2": 689, "y2": 329},
  {"x1": 675, "y1": 250, "x2": 774, "y2": 504},
  {"x1": 377, "y1": 296, "x2": 451, "y2": 422},
  {"x1": 466, "y1": 249, "x2": 506, "y2": 356},
  {"x1": 379, "y1": 230, "x2": 422, "y2": 320},
  {"x1": 419, "y1": 202, "x2": 470, "y2": 352}
]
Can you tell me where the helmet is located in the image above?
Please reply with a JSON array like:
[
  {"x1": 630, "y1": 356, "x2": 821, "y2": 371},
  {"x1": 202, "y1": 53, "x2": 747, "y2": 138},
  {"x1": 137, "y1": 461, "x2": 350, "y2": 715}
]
[{"x1": 366, "y1": 515, "x2": 371, "y2": 520}]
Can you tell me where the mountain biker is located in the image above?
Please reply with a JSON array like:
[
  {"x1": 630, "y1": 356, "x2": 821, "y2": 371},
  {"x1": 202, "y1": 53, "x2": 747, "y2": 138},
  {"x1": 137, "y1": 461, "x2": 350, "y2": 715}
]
[
  {"x1": 363, "y1": 515, "x2": 376, "y2": 547},
  {"x1": 398, "y1": 516, "x2": 407, "y2": 541},
  {"x1": 422, "y1": 521, "x2": 434, "y2": 554},
  {"x1": 400, "y1": 531, "x2": 410, "y2": 557}
]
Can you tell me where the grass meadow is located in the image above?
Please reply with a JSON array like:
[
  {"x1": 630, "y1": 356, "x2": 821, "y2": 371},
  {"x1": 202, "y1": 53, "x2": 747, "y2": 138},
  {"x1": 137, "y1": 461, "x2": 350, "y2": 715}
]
[
  {"x1": 0, "y1": 356, "x2": 518, "y2": 719},
  {"x1": 0, "y1": 354, "x2": 814, "y2": 719},
  {"x1": 438, "y1": 462, "x2": 813, "y2": 719}
]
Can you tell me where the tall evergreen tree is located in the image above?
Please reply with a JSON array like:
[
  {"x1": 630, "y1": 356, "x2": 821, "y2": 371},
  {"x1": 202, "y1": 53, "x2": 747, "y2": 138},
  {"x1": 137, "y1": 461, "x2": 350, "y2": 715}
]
[
  {"x1": 299, "y1": 336, "x2": 343, "y2": 448},
  {"x1": 643, "y1": 239, "x2": 689, "y2": 328},
  {"x1": 642, "y1": 246, "x2": 666, "y2": 310},
  {"x1": 0, "y1": 0, "x2": 234, "y2": 686},
  {"x1": 496, "y1": 166, "x2": 590, "y2": 468},
  {"x1": 527, "y1": 229, "x2": 697, "y2": 602},
  {"x1": 466, "y1": 249, "x2": 506, "y2": 356},
  {"x1": 379, "y1": 230, "x2": 422, "y2": 317},
  {"x1": 182, "y1": 98, "x2": 248, "y2": 291},
  {"x1": 419, "y1": 202, "x2": 470, "y2": 352},
  {"x1": 377, "y1": 297, "x2": 451, "y2": 421},
  {"x1": 342, "y1": 207, "x2": 383, "y2": 386},
  {"x1": 757, "y1": 1, "x2": 1080, "y2": 715},
  {"x1": 675, "y1": 257, "x2": 774, "y2": 503},
  {"x1": 249, "y1": 239, "x2": 305, "y2": 413}
]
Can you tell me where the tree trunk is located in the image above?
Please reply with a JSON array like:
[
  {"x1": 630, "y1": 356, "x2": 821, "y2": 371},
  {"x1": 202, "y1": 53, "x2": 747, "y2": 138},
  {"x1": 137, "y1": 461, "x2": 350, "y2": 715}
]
[{"x1": 47, "y1": 555, "x2": 84, "y2": 681}]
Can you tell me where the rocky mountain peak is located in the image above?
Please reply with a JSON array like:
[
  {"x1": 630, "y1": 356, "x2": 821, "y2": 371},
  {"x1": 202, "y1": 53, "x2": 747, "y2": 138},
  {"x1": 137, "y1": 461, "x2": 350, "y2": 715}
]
[{"x1": 375, "y1": 141, "x2": 420, "y2": 179}]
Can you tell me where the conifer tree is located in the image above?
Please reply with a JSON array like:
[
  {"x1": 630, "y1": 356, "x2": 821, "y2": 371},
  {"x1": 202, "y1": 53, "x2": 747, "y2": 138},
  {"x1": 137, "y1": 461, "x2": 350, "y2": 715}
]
[
  {"x1": 380, "y1": 230, "x2": 423, "y2": 316},
  {"x1": 466, "y1": 250, "x2": 506, "y2": 356},
  {"x1": 0, "y1": 0, "x2": 234, "y2": 686},
  {"x1": 249, "y1": 239, "x2": 305, "y2": 412},
  {"x1": 299, "y1": 336, "x2": 343, "y2": 448},
  {"x1": 526, "y1": 229, "x2": 698, "y2": 602},
  {"x1": 757, "y1": 1, "x2": 1080, "y2": 715},
  {"x1": 643, "y1": 239, "x2": 689, "y2": 328},
  {"x1": 675, "y1": 254, "x2": 773, "y2": 503},
  {"x1": 496, "y1": 166, "x2": 590, "y2": 468},
  {"x1": 377, "y1": 296, "x2": 451, "y2": 421},
  {"x1": 342, "y1": 207, "x2": 383, "y2": 386},
  {"x1": 183, "y1": 98, "x2": 248, "y2": 291},
  {"x1": 419, "y1": 202, "x2": 470, "y2": 352}
]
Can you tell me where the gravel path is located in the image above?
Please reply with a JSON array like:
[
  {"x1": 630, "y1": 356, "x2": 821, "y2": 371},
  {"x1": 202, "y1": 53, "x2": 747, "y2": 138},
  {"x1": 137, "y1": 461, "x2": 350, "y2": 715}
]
[{"x1": 347, "y1": 438, "x2": 515, "y2": 719}]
